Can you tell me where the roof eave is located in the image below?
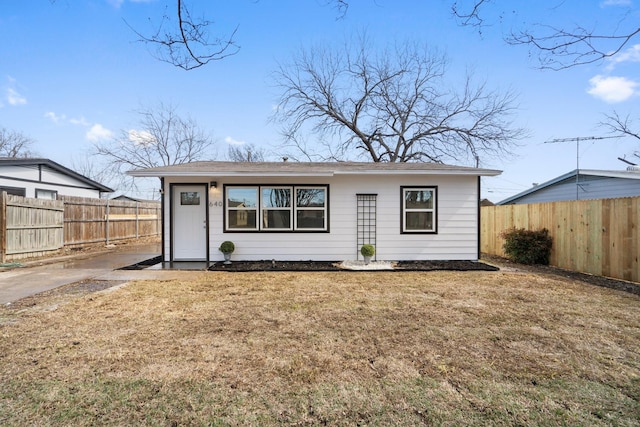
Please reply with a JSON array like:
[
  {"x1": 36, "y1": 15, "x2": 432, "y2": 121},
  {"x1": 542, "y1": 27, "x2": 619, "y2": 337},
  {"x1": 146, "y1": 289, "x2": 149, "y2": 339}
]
[{"x1": 129, "y1": 168, "x2": 502, "y2": 178}]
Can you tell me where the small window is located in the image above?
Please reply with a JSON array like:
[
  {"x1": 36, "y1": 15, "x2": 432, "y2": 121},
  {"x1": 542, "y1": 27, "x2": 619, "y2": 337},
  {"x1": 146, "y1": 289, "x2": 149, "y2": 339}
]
[
  {"x1": 180, "y1": 192, "x2": 200, "y2": 205},
  {"x1": 402, "y1": 187, "x2": 437, "y2": 233},
  {"x1": 36, "y1": 189, "x2": 58, "y2": 200},
  {"x1": 0, "y1": 186, "x2": 26, "y2": 197}
]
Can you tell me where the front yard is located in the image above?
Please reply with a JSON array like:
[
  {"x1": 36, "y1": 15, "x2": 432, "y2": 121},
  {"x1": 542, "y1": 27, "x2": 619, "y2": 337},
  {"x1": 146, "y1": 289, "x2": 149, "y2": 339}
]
[{"x1": 1, "y1": 269, "x2": 639, "y2": 426}]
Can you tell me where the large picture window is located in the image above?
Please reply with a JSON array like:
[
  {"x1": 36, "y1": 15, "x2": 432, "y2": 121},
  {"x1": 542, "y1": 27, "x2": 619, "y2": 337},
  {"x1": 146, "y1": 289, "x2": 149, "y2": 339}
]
[
  {"x1": 225, "y1": 185, "x2": 328, "y2": 232},
  {"x1": 401, "y1": 186, "x2": 437, "y2": 233}
]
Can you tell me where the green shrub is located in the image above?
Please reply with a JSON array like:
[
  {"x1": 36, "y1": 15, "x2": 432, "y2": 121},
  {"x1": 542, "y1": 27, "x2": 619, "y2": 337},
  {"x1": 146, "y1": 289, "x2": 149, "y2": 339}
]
[
  {"x1": 218, "y1": 241, "x2": 235, "y2": 254},
  {"x1": 501, "y1": 228, "x2": 552, "y2": 265},
  {"x1": 360, "y1": 244, "x2": 375, "y2": 257}
]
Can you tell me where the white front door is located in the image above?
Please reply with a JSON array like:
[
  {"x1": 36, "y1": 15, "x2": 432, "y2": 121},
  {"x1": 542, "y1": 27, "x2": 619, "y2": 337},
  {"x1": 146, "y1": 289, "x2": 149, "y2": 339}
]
[{"x1": 172, "y1": 184, "x2": 207, "y2": 260}]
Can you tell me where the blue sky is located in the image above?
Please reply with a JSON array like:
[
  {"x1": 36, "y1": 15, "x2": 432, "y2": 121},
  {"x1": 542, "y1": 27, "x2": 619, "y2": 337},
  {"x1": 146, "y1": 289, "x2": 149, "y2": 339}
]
[{"x1": 1, "y1": 1, "x2": 639, "y2": 201}]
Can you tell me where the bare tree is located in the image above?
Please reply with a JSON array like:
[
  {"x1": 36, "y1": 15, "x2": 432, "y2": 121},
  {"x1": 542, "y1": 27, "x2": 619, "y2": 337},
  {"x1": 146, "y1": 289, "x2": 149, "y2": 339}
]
[
  {"x1": 93, "y1": 103, "x2": 215, "y2": 195},
  {"x1": 452, "y1": 0, "x2": 640, "y2": 70},
  {"x1": 600, "y1": 112, "x2": 640, "y2": 164},
  {"x1": 227, "y1": 144, "x2": 265, "y2": 162},
  {"x1": 127, "y1": 0, "x2": 240, "y2": 71},
  {"x1": 272, "y1": 37, "x2": 525, "y2": 165},
  {"x1": 0, "y1": 127, "x2": 36, "y2": 158},
  {"x1": 123, "y1": 0, "x2": 348, "y2": 70},
  {"x1": 122, "y1": 1, "x2": 638, "y2": 71}
]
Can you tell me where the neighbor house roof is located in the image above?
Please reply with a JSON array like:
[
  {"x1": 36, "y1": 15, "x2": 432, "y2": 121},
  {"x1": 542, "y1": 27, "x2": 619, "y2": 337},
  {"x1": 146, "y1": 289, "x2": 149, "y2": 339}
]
[
  {"x1": 0, "y1": 158, "x2": 114, "y2": 192},
  {"x1": 128, "y1": 161, "x2": 502, "y2": 178},
  {"x1": 498, "y1": 168, "x2": 640, "y2": 205}
]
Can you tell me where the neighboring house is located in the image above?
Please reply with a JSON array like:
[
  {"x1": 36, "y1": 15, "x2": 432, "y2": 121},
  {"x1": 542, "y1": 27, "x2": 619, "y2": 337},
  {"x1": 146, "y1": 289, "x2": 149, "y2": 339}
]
[
  {"x1": 129, "y1": 161, "x2": 501, "y2": 263},
  {"x1": 498, "y1": 168, "x2": 640, "y2": 205},
  {"x1": 0, "y1": 158, "x2": 113, "y2": 199}
]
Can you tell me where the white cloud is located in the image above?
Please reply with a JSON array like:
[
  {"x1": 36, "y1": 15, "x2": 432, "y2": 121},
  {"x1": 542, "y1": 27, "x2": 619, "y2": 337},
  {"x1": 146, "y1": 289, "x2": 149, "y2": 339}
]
[
  {"x1": 128, "y1": 129, "x2": 156, "y2": 145},
  {"x1": 608, "y1": 44, "x2": 640, "y2": 69},
  {"x1": 107, "y1": 0, "x2": 156, "y2": 7},
  {"x1": 86, "y1": 124, "x2": 113, "y2": 142},
  {"x1": 44, "y1": 111, "x2": 67, "y2": 123},
  {"x1": 6, "y1": 88, "x2": 26, "y2": 105},
  {"x1": 587, "y1": 75, "x2": 638, "y2": 103},
  {"x1": 601, "y1": 0, "x2": 632, "y2": 6},
  {"x1": 69, "y1": 116, "x2": 90, "y2": 126},
  {"x1": 225, "y1": 136, "x2": 246, "y2": 146}
]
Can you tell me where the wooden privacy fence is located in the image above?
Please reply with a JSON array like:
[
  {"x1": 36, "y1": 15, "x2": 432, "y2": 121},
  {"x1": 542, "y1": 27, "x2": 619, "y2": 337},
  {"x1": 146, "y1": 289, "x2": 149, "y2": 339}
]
[
  {"x1": 61, "y1": 196, "x2": 160, "y2": 247},
  {"x1": 481, "y1": 197, "x2": 640, "y2": 283},
  {"x1": 0, "y1": 192, "x2": 64, "y2": 262},
  {"x1": 0, "y1": 193, "x2": 160, "y2": 262}
]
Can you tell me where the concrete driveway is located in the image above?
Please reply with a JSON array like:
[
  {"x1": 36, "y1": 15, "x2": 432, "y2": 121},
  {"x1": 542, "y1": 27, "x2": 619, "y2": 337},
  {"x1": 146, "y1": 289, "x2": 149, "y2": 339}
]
[{"x1": 0, "y1": 242, "x2": 183, "y2": 305}]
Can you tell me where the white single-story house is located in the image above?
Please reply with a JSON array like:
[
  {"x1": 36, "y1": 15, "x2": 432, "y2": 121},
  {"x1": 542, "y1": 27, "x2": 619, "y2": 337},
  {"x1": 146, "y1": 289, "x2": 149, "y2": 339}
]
[
  {"x1": 129, "y1": 161, "x2": 501, "y2": 263},
  {"x1": 0, "y1": 158, "x2": 113, "y2": 199},
  {"x1": 498, "y1": 168, "x2": 640, "y2": 205}
]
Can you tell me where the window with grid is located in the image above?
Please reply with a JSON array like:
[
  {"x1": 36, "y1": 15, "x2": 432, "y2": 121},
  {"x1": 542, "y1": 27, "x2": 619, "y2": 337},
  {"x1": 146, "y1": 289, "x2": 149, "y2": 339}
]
[{"x1": 401, "y1": 186, "x2": 437, "y2": 233}]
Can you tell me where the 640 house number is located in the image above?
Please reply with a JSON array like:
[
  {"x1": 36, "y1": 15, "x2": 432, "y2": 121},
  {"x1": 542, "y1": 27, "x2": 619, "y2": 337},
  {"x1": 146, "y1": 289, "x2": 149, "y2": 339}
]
[{"x1": 210, "y1": 201, "x2": 223, "y2": 207}]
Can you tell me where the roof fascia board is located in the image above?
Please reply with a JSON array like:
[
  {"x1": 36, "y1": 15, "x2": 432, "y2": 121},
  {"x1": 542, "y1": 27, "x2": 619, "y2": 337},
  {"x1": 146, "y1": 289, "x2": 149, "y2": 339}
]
[{"x1": 130, "y1": 169, "x2": 501, "y2": 178}]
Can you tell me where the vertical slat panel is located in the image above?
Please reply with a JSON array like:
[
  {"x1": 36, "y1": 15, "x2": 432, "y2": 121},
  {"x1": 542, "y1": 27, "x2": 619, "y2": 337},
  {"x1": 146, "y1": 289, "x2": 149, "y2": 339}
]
[
  {"x1": 0, "y1": 195, "x2": 160, "y2": 260},
  {"x1": 481, "y1": 196, "x2": 640, "y2": 282},
  {"x1": 0, "y1": 191, "x2": 6, "y2": 263},
  {"x1": 4, "y1": 195, "x2": 64, "y2": 260}
]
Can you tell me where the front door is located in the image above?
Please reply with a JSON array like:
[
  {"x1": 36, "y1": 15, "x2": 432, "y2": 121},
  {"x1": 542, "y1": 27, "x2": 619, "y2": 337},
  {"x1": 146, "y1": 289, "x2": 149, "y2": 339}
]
[{"x1": 172, "y1": 184, "x2": 207, "y2": 260}]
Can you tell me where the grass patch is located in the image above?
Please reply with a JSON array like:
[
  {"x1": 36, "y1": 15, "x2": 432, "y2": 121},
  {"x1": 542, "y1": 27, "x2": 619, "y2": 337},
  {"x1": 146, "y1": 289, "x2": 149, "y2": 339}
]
[{"x1": 1, "y1": 271, "x2": 639, "y2": 425}]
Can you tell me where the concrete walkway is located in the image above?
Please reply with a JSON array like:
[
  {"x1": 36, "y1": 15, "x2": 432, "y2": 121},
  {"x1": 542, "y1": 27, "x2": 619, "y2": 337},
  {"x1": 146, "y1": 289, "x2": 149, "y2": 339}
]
[{"x1": 0, "y1": 243, "x2": 187, "y2": 305}]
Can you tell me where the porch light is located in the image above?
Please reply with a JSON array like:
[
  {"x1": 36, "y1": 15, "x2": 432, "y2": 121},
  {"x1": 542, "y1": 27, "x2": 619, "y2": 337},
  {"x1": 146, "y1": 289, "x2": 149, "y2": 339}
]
[{"x1": 210, "y1": 181, "x2": 217, "y2": 188}]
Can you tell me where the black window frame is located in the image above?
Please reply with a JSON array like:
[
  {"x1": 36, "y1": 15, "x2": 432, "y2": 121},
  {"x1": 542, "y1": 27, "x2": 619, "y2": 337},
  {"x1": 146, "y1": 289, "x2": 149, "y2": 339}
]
[
  {"x1": 401, "y1": 186, "x2": 438, "y2": 234},
  {"x1": 0, "y1": 185, "x2": 26, "y2": 197},
  {"x1": 224, "y1": 184, "x2": 329, "y2": 233}
]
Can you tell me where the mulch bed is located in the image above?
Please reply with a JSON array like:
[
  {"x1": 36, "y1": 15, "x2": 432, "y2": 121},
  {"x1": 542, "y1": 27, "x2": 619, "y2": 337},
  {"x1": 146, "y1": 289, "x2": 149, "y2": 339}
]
[
  {"x1": 117, "y1": 255, "x2": 639, "y2": 296},
  {"x1": 207, "y1": 260, "x2": 499, "y2": 272},
  {"x1": 118, "y1": 256, "x2": 163, "y2": 270}
]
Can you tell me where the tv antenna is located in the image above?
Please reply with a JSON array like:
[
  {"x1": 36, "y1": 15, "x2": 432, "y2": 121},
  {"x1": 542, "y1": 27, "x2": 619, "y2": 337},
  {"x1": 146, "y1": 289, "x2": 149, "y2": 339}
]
[{"x1": 544, "y1": 135, "x2": 623, "y2": 200}]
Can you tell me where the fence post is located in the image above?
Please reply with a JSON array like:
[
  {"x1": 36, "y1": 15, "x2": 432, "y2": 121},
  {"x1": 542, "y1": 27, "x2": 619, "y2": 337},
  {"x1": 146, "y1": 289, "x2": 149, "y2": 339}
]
[
  {"x1": 0, "y1": 191, "x2": 6, "y2": 263},
  {"x1": 105, "y1": 198, "x2": 110, "y2": 245},
  {"x1": 136, "y1": 201, "x2": 139, "y2": 239}
]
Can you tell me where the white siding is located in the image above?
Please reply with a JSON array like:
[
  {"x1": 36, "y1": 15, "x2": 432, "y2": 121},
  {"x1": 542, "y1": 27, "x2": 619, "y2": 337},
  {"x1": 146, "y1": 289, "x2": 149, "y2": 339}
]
[
  {"x1": 0, "y1": 165, "x2": 101, "y2": 198},
  {"x1": 163, "y1": 173, "x2": 480, "y2": 262}
]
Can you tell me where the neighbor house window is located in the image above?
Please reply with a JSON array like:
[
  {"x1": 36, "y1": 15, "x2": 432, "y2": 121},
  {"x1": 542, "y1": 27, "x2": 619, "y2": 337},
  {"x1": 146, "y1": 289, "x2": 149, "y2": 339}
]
[
  {"x1": 36, "y1": 188, "x2": 58, "y2": 200},
  {"x1": 225, "y1": 185, "x2": 328, "y2": 232},
  {"x1": 36, "y1": 189, "x2": 57, "y2": 200},
  {"x1": 0, "y1": 186, "x2": 26, "y2": 197},
  {"x1": 401, "y1": 186, "x2": 437, "y2": 233}
]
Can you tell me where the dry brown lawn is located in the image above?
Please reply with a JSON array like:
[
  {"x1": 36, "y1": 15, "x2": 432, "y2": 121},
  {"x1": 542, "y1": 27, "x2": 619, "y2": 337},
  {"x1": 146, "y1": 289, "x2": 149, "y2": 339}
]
[{"x1": 1, "y1": 269, "x2": 639, "y2": 426}]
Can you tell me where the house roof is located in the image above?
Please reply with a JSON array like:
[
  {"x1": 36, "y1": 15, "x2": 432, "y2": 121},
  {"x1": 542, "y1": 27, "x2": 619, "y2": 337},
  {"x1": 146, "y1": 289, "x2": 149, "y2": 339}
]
[
  {"x1": 498, "y1": 168, "x2": 640, "y2": 205},
  {"x1": 128, "y1": 161, "x2": 502, "y2": 178},
  {"x1": 0, "y1": 158, "x2": 114, "y2": 192}
]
